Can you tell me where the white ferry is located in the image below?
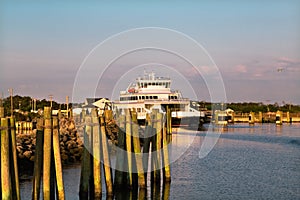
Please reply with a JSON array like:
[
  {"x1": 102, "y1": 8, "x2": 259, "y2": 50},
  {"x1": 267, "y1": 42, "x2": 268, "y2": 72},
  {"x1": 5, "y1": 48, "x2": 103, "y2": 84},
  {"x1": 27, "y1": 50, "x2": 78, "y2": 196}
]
[{"x1": 113, "y1": 72, "x2": 204, "y2": 127}]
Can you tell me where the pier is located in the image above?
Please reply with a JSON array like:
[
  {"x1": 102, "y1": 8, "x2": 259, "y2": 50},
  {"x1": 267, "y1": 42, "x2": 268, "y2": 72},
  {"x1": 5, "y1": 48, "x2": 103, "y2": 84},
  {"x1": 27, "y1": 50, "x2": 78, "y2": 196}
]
[{"x1": 1, "y1": 106, "x2": 172, "y2": 199}]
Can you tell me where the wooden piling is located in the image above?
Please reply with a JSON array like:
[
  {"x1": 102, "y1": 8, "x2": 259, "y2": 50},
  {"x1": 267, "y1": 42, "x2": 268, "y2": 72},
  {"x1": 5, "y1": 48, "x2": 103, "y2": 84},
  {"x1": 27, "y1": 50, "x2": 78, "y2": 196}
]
[
  {"x1": 114, "y1": 115, "x2": 126, "y2": 188},
  {"x1": 1, "y1": 118, "x2": 11, "y2": 200},
  {"x1": 162, "y1": 182, "x2": 171, "y2": 200},
  {"x1": 154, "y1": 112, "x2": 162, "y2": 183},
  {"x1": 142, "y1": 113, "x2": 152, "y2": 171},
  {"x1": 150, "y1": 109, "x2": 159, "y2": 183},
  {"x1": 249, "y1": 111, "x2": 255, "y2": 125},
  {"x1": 286, "y1": 111, "x2": 291, "y2": 123},
  {"x1": 0, "y1": 107, "x2": 4, "y2": 118},
  {"x1": 131, "y1": 111, "x2": 145, "y2": 188},
  {"x1": 125, "y1": 109, "x2": 133, "y2": 188},
  {"x1": 79, "y1": 115, "x2": 92, "y2": 198},
  {"x1": 52, "y1": 117, "x2": 65, "y2": 200},
  {"x1": 162, "y1": 116, "x2": 171, "y2": 182},
  {"x1": 258, "y1": 111, "x2": 263, "y2": 123},
  {"x1": 91, "y1": 109, "x2": 102, "y2": 198},
  {"x1": 276, "y1": 110, "x2": 283, "y2": 125},
  {"x1": 99, "y1": 115, "x2": 113, "y2": 195},
  {"x1": 32, "y1": 118, "x2": 44, "y2": 200},
  {"x1": 43, "y1": 107, "x2": 52, "y2": 200},
  {"x1": 104, "y1": 110, "x2": 113, "y2": 122},
  {"x1": 166, "y1": 106, "x2": 172, "y2": 135},
  {"x1": 9, "y1": 117, "x2": 20, "y2": 200}
]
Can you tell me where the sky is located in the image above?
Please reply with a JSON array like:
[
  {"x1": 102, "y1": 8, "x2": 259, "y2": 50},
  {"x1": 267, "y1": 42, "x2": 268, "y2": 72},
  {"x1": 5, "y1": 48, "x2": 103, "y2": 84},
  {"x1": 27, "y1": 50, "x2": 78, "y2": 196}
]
[{"x1": 0, "y1": 1, "x2": 300, "y2": 104}]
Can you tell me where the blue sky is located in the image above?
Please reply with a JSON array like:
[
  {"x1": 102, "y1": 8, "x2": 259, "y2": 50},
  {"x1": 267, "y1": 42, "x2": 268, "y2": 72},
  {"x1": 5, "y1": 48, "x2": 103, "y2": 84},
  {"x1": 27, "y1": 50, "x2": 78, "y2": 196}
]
[{"x1": 0, "y1": 1, "x2": 299, "y2": 104}]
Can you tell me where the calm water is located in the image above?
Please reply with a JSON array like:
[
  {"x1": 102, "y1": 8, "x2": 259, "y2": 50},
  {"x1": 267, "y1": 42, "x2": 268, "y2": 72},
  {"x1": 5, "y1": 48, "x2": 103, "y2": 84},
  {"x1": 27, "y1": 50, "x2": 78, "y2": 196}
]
[{"x1": 20, "y1": 123, "x2": 300, "y2": 199}]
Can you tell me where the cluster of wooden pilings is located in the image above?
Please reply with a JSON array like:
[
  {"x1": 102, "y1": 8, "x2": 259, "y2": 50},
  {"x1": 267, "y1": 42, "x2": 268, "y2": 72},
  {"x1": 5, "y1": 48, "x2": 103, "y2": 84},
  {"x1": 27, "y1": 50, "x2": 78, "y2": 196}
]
[
  {"x1": 79, "y1": 108, "x2": 172, "y2": 199},
  {"x1": 0, "y1": 107, "x2": 20, "y2": 200},
  {"x1": 1, "y1": 105, "x2": 173, "y2": 199},
  {"x1": 30, "y1": 106, "x2": 65, "y2": 200}
]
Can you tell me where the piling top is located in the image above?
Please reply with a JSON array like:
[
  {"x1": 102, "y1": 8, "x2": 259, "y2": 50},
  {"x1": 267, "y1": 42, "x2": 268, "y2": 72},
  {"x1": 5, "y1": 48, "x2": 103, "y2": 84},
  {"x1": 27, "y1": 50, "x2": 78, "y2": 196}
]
[
  {"x1": 44, "y1": 107, "x2": 52, "y2": 119},
  {"x1": 0, "y1": 107, "x2": 4, "y2": 118}
]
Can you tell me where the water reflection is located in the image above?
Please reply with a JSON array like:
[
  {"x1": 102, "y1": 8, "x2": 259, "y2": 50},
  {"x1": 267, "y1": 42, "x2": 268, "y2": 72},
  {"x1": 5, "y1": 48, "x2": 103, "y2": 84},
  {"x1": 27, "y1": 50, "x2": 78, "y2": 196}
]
[{"x1": 96, "y1": 182, "x2": 171, "y2": 200}]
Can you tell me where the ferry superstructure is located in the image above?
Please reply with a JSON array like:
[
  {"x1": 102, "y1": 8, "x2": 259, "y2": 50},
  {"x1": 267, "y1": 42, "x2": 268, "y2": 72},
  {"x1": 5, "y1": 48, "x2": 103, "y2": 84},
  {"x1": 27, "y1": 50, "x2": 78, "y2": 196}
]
[{"x1": 113, "y1": 72, "x2": 203, "y2": 125}]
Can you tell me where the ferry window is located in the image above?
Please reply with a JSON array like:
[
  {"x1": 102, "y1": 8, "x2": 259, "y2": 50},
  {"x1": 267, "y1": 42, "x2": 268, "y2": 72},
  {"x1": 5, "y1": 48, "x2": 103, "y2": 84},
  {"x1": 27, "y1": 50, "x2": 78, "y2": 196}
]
[
  {"x1": 137, "y1": 108, "x2": 141, "y2": 112},
  {"x1": 142, "y1": 96, "x2": 145, "y2": 99},
  {"x1": 159, "y1": 82, "x2": 162, "y2": 86},
  {"x1": 174, "y1": 96, "x2": 178, "y2": 99},
  {"x1": 139, "y1": 96, "x2": 141, "y2": 100},
  {"x1": 154, "y1": 96, "x2": 158, "y2": 99},
  {"x1": 146, "y1": 96, "x2": 149, "y2": 99},
  {"x1": 150, "y1": 96, "x2": 153, "y2": 99},
  {"x1": 144, "y1": 83, "x2": 147, "y2": 88}
]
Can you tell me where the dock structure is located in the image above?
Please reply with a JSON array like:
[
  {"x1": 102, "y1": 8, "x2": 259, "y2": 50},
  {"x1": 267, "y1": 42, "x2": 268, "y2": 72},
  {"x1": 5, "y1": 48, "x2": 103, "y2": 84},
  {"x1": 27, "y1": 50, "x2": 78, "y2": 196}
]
[{"x1": 232, "y1": 111, "x2": 300, "y2": 123}]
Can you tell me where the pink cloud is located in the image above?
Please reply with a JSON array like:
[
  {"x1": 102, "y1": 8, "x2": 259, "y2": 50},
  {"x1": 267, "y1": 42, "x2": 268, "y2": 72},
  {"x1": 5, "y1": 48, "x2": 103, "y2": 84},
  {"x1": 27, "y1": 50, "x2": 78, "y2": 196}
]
[{"x1": 234, "y1": 64, "x2": 247, "y2": 73}]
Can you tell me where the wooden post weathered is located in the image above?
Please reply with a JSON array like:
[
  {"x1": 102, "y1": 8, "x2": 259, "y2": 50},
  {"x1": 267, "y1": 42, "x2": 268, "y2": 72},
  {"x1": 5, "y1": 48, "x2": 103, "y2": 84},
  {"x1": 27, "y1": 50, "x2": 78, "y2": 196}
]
[
  {"x1": 142, "y1": 113, "x2": 152, "y2": 184},
  {"x1": 125, "y1": 109, "x2": 133, "y2": 188},
  {"x1": 99, "y1": 115, "x2": 113, "y2": 195},
  {"x1": 91, "y1": 109, "x2": 102, "y2": 198},
  {"x1": 43, "y1": 107, "x2": 52, "y2": 200},
  {"x1": 154, "y1": 112, "x2": 162, "y2": 183},
  {"x1": 0, "y1": 107, "x2": 4, "y2": 118},
  {"x1": 151, "y1": 109, "x2": 159, "y2": 182},
  {"x1": 52, "y1": 116, "x2": 65, "y2": 200},
  {"x1": 166, "y1": 106, "x2": 172, "y2": 135},
  {"x1": 1, "y1": 118, "x2": 11, "y2": 200},
  {"x1": 114, "y1": 115, "x2": 126, "y2": 188},
  {"x1": 79, "y1": 115, "x2": 91, "y2": 198},
  {"x1": 9, "y1": 117, "x2": 20, "y2": 200},
  {"x1": 162, "y1": 116, "x2": 171, "y2": 182},
  {"x1": 162, "y1": 182, "x2": 171, "y2": 200},
  {"x1": 32, "y1": 118, "x2": 44, "y2": 200},
  {"x1": 131, "y1": 110, "x2": 145, "y2": 188}
]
